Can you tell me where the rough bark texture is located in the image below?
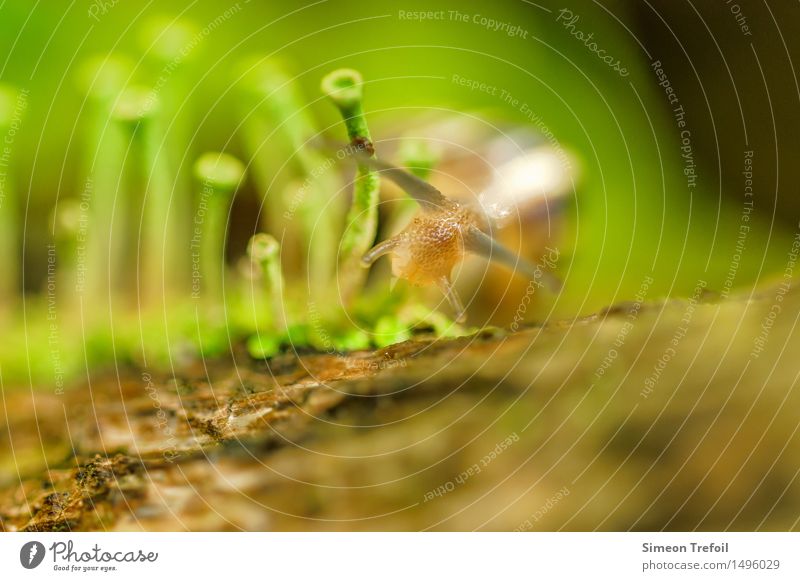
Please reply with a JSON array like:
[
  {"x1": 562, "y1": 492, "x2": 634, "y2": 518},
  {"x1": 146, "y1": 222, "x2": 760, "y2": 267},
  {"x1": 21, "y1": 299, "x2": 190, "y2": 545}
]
[{"x1": 1, "y1": 283, "x2": 799, "y2": 531}]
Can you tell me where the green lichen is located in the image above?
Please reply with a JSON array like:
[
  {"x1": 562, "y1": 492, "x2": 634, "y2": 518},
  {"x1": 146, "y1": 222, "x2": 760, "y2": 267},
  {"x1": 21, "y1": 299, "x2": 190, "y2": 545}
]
[{"x1": 321, "y1": 68, "x2": 381, "y2": 306}]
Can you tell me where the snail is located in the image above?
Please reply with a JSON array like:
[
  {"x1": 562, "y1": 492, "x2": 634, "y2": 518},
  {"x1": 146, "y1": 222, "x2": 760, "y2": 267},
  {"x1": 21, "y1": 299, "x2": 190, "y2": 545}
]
[{"x1": 349, "y1": 149, "x2": 562, "y2": 322}]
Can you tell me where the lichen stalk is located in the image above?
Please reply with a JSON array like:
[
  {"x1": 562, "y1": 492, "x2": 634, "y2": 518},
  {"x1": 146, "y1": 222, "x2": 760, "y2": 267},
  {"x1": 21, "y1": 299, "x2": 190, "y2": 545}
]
[
  {"x1": 112, "y1": 86, "x2": 167, "y2": 304},
  {"x1": 241, "y1": 59, "x2": 340, "y2": 293},
  {"x1": 139, "y1": 17, "x2": 197, "y2": 290},
  {"x1": 321, "y1": 68, "x2": 380, "y2": 305}
]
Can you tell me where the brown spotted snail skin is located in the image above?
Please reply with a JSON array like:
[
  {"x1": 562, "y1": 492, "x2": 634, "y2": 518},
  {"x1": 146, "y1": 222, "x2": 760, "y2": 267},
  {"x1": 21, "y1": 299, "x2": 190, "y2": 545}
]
[{"x1": 354, "y1": 151, "x2": 561, "y2": 323}]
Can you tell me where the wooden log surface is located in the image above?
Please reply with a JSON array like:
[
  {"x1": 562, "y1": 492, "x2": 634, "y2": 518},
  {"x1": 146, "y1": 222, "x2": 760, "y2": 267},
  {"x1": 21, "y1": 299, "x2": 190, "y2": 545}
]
[{"x1": 1, "y1": 282, "x2": 799, "y2": 531}]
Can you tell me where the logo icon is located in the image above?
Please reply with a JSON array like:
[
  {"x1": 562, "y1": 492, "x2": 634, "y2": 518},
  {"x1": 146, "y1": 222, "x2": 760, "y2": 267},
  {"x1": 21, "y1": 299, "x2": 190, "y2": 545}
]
[{"x1": 20, "y1": 541, "x2": 46, "y2": 569}]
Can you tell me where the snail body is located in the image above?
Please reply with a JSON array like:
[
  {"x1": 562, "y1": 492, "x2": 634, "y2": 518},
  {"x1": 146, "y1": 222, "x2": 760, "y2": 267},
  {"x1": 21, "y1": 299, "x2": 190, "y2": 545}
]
[{"x1": 351, "y1": 149, "x2": 560, "y2": 322}]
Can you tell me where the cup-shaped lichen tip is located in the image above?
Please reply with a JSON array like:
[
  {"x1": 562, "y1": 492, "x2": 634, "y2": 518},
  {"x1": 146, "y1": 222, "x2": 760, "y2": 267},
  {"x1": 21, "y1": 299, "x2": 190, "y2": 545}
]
[
  {"x1": 193, "y1": 152, "x2": 246, "y2": 193},
  {"x1": 321, "y1": 68, "x2": 364, "y2": 110}
]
